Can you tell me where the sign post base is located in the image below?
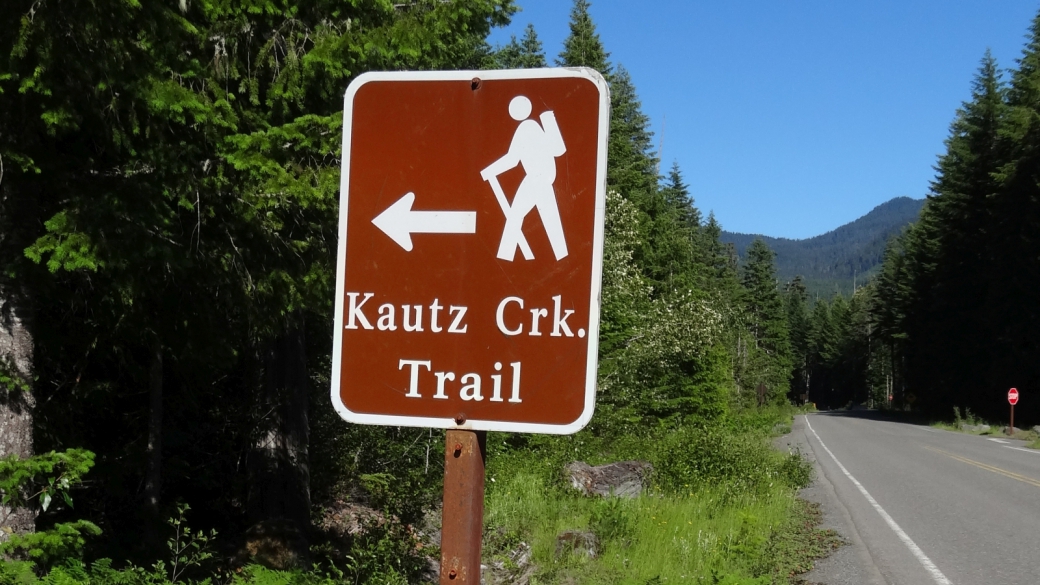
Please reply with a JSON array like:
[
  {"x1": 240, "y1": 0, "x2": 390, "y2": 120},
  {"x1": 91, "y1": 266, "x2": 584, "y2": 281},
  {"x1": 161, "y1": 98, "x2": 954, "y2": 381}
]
[{"x1": 440, "y1": 429, "x2": 486, "y2": 583}]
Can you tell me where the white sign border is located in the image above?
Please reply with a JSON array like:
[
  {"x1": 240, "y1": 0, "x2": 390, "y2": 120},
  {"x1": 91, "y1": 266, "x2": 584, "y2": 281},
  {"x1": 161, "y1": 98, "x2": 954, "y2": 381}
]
[{"x1": 330, "y1": 67, "x2": 610, "y2": 435}]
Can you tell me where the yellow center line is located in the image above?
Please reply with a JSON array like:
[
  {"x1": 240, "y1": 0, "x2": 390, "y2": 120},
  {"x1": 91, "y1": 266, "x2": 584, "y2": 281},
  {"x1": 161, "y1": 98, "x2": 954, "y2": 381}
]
[{"x1": 923, "y1": 446, "x2": 1040, "y2": 489}]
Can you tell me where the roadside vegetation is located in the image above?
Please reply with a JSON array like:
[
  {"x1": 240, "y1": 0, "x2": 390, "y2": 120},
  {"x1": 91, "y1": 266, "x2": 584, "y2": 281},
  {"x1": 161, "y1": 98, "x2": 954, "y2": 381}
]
[
  {"x1": 482, "y1": 406, "x2": 840, "y2": 584},
  {"x1": 927, "y1": 408, "x2": 1040, "y2": 447}
]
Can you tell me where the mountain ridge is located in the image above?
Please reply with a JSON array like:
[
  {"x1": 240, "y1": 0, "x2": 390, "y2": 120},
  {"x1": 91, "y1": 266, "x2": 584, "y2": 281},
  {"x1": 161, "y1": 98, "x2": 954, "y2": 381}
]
[{"x1": 721, "y1": 196, "x2": 925, "y2": 298}]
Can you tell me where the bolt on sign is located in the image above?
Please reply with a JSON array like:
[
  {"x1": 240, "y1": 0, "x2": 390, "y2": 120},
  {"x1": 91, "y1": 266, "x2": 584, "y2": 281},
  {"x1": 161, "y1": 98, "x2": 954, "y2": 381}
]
[{"x1": 330, "y1": 68, "x2": 610, "y2": 434}]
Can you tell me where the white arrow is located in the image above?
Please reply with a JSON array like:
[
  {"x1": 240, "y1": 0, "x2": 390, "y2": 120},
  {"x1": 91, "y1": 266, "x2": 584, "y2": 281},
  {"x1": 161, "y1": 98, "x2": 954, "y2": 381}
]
[{"x1": 371, "y1": 192, "x2": 477, "y2": 251}]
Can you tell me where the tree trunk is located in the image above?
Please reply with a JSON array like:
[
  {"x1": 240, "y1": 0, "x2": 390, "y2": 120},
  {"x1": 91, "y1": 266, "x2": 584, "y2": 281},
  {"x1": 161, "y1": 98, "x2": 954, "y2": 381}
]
[
  {"x1": 0, "y1": 288, "x2": 35, "y2": 538},
  {"x1": 247, "y1": 317, "x2": 310, "y2": 563},
  {"x1": 144, "y1": 342, "x2": 162, "y2": 514}
]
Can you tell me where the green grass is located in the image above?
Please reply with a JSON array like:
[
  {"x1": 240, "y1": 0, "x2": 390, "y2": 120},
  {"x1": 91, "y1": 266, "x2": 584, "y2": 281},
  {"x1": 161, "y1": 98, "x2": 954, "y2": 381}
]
[
  {"x1": 930, "y1": 421, "x2": 992, "y2": 434},
  {"x1": 933, "y1": 421, "x2": 1040, "y2": 447},
  {"x1": 482, "y1": 412, "x2": 839, "y2": 584},
  {"x1": 933, "y1": 406, "x2": 1040, "y2": 445},
  {"x1": 484, "y1": 470, "x2": 839, "y2": 584},
  {"x1": 1011, "y1": 429, "x2": 1039, "y2": 443}
]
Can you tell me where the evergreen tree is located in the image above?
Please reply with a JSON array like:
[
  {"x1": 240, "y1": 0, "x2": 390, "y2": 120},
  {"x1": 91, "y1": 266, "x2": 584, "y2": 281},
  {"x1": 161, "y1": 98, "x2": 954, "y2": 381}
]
[
  {"x1": 637, "y1": 162, "x2": 708, "y2": 292},
  {"x1": 804, "y1": 26, "x2": 1040, "y2": 418},
  {"x1": 978, "y1": 16, "x2": 1040, "y2": 414},
  {"x1": 869, "y1": 50, "x2": 1013, "y2": 417},
  {"x1": 606, "y1": 66, "x2": 660, "y2": 210},
  {"x1": 663, "y1": 162, "x2": 703, "y2": 230},
  {"x1": 913, "y1": 52, "x2": 1008, "y2": 411},
  {"x1": 556, "y1": 1, "x2": 658, "y2": 217},
  {"x1": 931, "y1": 51, "x2": 1005, "y2": 240},
  {"x1": 704, "y1": 213, "x2": 743, "y2": 298},
  {"x1": 845, "y1": 288, "x2": 874, "y2": 405},
  {"x1": 807, "y1": 298, "x2": 834, "y2": 405},
  {"x1": 828, "y1": 294, "x2": 853, "y2": 398},
  {"x1": 558, "y1": 2, "x2": 676, "y2": 294},
  {"x1": 556, "y1": 0, "x2": 611, "y2": 75},
  {"x1": 495, "y1": 23, "x2": 547, "y2": 69},
  {"x1": 784, "y1": 276, "x2": 811, "y2": 401},
  {"x1": 740, "y1": 239, "x2": 793, "y2": 400},
  {"x1": 870, "y1": 234, "x2": 910, "y2": 406}
]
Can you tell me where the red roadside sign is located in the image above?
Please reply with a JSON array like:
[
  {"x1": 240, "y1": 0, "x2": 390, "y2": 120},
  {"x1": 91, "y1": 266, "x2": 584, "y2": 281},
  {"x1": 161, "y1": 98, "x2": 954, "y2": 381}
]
[
  {"x1": 1009, "y1": 388, "x2": 1019, "y2": 405},
  {"x1": 330, "y1": 69, "x2": 609, "y2": 435}
]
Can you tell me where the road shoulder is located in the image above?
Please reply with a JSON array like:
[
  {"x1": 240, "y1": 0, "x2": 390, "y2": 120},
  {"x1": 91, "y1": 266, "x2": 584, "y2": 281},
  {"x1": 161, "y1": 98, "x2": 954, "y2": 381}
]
[{"x1": 774, "y1": 415, "x2": 886, "y2": 585}]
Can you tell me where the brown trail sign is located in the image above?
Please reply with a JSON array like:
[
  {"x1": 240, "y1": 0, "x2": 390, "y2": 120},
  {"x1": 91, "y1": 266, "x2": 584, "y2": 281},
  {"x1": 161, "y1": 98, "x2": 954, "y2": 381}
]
[{"x1": 331, "y1": 68, "x2": 609, "y2": 583}]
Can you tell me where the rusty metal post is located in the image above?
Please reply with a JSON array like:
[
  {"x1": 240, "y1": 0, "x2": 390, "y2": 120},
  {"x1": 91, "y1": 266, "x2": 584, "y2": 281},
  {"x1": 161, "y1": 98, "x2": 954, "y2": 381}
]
[{"x1": 440, "y1": 429, "x2": 486, "y2": 583}]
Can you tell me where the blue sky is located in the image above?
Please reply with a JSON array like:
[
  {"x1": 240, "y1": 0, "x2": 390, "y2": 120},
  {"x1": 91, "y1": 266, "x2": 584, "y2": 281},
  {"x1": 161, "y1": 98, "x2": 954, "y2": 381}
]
[{"x1": 489, "y1": 1, "x2": 1040, "y2": 239}]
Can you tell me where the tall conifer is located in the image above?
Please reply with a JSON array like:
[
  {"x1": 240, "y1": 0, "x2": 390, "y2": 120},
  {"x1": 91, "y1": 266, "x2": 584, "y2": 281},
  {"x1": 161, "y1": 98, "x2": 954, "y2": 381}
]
[
  {"x1": 663, "y1": 162, "x2": 702, "y2": 230},
  {"x1": 908, "y1": 54, "x2": 1008, "y2": 409},
  {"x1": 704, "y1": 213, "x2": 741, "y2": 297},
  {"x1": 741, "y1": 239, "x2": 793, "y2": 399},
  {"x1": 785, "y1": 276, "x2": 811, "y2": 400},
  {"x1": 607, "y1": 66, "x2": 660, "y2": 206},
  {"x1": 557, "y1": 0, "x2": 611, "y2": 75},
  {"x1": 982, "y1": 15, "x2": 1040, "y2": 406}
]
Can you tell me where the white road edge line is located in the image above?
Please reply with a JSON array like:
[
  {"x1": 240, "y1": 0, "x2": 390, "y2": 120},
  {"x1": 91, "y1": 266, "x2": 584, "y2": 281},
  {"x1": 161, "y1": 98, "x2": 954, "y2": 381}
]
[
  {"x1": 1004, "y1": 446, "x2": 1040, "y2": 455},
  {"x1": 987, "y1": 438, "x2": 1009, "y2": 444},
  {"x1": 805, "y1": 416, "x2": 954, "y2": 585}
]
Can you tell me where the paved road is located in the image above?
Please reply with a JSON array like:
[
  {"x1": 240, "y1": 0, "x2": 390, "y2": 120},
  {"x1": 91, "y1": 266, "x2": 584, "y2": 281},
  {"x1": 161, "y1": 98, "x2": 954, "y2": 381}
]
[{"x1": 781, "y1": 412, "x2": 1040, "y2": 585}]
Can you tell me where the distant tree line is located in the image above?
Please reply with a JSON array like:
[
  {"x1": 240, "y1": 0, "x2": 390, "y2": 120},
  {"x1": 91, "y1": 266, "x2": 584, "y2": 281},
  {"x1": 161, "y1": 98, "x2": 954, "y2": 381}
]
[{"x1": 724, "y1": 196, "x2": 924, "y2": 300}]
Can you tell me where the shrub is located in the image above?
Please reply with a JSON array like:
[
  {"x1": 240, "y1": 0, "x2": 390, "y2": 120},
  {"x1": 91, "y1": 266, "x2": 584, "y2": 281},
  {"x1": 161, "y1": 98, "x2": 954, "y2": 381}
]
[
  {"x1": 651, "y1": 425, "x2": 811, "y2": 497},
  {"x1": 588, "y1": 496, "x2": 632, "y2": 542}
]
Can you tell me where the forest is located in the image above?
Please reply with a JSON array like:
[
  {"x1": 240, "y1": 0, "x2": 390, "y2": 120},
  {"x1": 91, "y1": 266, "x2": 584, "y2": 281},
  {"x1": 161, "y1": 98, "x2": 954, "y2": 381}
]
[
  {"x1": 723, "y1": 196, "x2": 924, "y2": 299},
  {"x1": 3, "y1": 0, "x2": 1037, "y2": 583}
]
